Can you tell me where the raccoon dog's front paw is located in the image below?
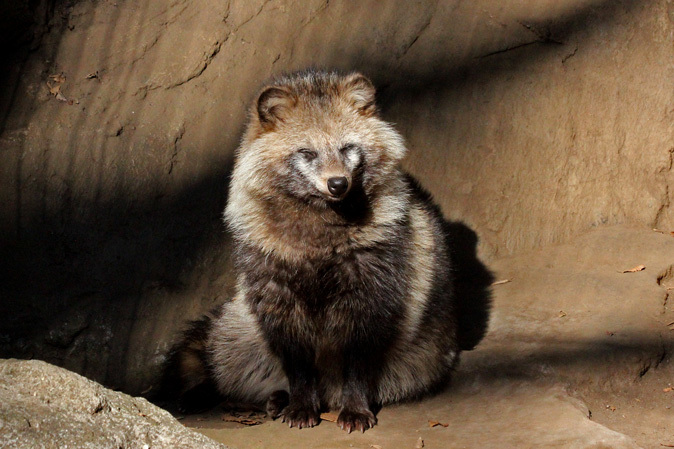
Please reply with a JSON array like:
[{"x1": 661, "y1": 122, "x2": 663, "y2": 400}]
[
  {"x1": 281, "y1": 401, "x2": 321, "y2": 429},
  {"x1": 337, "y1": 407, "x2": 377, "y2": 433},
  {"x1": 266, "y1": 390, "x2": 290, "y2": 419}
]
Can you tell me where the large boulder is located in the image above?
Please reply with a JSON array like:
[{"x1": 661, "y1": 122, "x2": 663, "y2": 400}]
[{"x1": 0, "y1": 359, "x2": 227, "y2": 449}]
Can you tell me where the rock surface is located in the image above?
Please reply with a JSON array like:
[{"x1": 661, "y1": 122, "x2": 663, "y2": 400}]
[{"x1": 0, "y1": 359, "x2": 227, "y2": 449}]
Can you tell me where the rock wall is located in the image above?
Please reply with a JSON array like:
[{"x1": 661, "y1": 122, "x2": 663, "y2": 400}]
[{"x1": 1, "y1": 0, "x2": 672, "y2": 393}]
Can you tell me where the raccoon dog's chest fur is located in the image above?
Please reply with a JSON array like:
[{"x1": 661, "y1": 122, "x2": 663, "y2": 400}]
[
  {"x1": 239, "y1": 219, "x2": 411, "y2": 347},
  {"x1": 173, "y1": 70, "x2": 464, "y2": 433}
]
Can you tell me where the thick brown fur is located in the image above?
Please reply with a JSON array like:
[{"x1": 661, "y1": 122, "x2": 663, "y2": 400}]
[{"x1": 168, "y1": 70, "x2": 486, "y2": 432}]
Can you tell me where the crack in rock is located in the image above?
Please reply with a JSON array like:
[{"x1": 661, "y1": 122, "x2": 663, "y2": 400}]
[
  {"x1": 301, "y1": 0, "x2": 331, "y2": 28},
  {"x1": 478, "y1": 40, "x2": 550, "y2": 59},
  {"x1": 231, "y1": 0, "x2": 272, "y2": 32},
  {"x1": 286, "y1": 0, "x2": 332, "y2": 60},
  {"x1": 130, "y1": 2, "x2": 190, "y2": 67},
  {"x1": 518, "y1": 20, "x2": 564, "y2": 45},
  {"x1": 479, "y1": 20, "x2": 565, "y2": 59},
  {"x1": 135, "y1": 2, "x2": 234, "y2": 92},
  {"x1": 167, "y1": 124, "x2": 185, "y2": 175},
  {"x1": 161, "y1": 0, "x2": 285, "y2": 90},
  {"x1": 653, "y1": 147, "x2": 673, "y2": 228},
  {"x1": 165, "y1": 3, "x2": 233, "y2": 90},
  {"x1": 165, "y1": 38, "x2": 227, "y2": 89},
  {"x1": 130, "y1": 34, "x2": 161, "y2": 67},
  {"x1": 562, "y1": 45, "x2": 578, "y2": 63},
  {"x1": 657, "y1": 264, "x2": 674, "y2": 315},
  {"x1": 398, "y1": 2, "x2": 439, "y2": 59},
  {"x1": 654, "y1": 183, "x2": 671, "y2": 229},
  {"x1": 161, "y1": 1, "x2": 191, "y2": 27}
]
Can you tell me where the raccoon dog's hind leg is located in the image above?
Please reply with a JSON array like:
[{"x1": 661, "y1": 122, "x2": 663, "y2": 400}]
[
  {"x1": 165, "y1": 297, "x2": 288, "y2": 414},
  {"x1": 207, "y1": 296, "x2": 289, "y2": 411}
]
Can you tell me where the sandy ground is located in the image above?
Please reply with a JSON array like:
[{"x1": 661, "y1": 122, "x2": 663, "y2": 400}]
[{"x1": 177, "y1": 225, "x2": 674, "y2": 449}]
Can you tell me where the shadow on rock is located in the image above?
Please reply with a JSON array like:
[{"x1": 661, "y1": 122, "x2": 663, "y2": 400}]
[{"x1": 461, "y1": 335, "x2": 673, "y2": 385}]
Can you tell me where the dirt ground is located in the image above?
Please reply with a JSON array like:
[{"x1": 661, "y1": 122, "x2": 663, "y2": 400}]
[{"x1": 178, "y1": 225, "x2": 674, "y2": 449}]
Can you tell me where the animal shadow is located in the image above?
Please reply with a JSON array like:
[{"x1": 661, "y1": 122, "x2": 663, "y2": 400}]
[{"x1": 444, "y1": 221, "x2": 494, "y2": 351}]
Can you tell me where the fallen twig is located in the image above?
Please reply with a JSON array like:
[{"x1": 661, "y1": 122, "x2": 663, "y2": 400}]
[{"x1": 491, "y1": 279, "x2": 512, "y2": 286}]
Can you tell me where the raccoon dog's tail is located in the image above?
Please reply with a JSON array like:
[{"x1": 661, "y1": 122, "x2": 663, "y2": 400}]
[{"x1": 159, "y1": 315, "x2": 222, "y2": 413}]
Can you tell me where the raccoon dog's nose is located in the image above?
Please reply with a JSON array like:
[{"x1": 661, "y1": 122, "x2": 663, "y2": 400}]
[{"x1": 327, "y1": 177, "x2": 349, "y2": 197}]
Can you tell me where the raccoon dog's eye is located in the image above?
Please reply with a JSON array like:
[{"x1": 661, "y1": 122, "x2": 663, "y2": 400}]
[
  {"x1": 340, "y1": 144, "x2": 356, "y2": 154},
  {"x1": 298, "y1": 148, "x2": 318, "y2": 161}
]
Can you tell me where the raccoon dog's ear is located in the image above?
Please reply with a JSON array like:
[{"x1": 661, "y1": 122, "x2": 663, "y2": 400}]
[
  {"x1": 342, "y1": 73, "x2": 376, "y2": 115},
  {"x1": 257, "y1": 86, "x2": 297, "y2": 130}
]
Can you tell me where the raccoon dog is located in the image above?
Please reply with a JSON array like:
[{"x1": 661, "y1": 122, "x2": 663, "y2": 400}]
[{"x1": 172, "y1": 70, "x2": 467, "y2": 433}]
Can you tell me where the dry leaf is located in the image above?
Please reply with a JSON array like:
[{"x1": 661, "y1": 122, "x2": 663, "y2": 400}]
[
  {"x1": 414, "y1": 437, "x2": 424, "y2": 449},
  {"x1": 606, "y1": 405, "x2": 616, "y2": 412},
  {"x1": 46, "y1": 73, "x2": 75, "y2": 104},
  {"x1": 491, "y1": 279, "x2": 511, "y2": 286},
  {"x1": 55, "y1": 91, "x2": 71, "y2": 104},
  {"x1": 320, "y1": 412, "x2": 338, "y2": 423},
  {"x1": 660, "y1": 444, "x2": 674, "y2": 448},
  {"x1": 86, "y1": 71, "x2": 99, "y2": 79},
  {"x1": 222, "y1": 415, "x2": 262, "y2": 426},
  {"x1": 46, "y1": 81, "x2": 74, "y2": 105},
  {"x1": 369, "y1": 445, "x2": 383, "y2": 449},
  {"x1": 664, "y1": 387, "x2": 673, "y2": 392},
  {"x1": 620, "y1": 265, "x2": 645, "y2": 273},
  {"x1": 558, "y1": 310, "x2": 567, "y2": 318},
  {"x1": 50, "y1": 73, "x2": 66, "y2": 83},
  {"x1": 47, "y1": 82, "x2": 61, "y2": 95},
  {"x1": 428, "y1": 420, "x2": 449, "y2": 427}
]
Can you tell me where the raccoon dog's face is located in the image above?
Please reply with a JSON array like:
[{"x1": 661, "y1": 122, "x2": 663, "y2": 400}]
[
  {"x1": 286, "y1": 140, "x2": 363, "y2": 203},
  {"x1": 234, "y1": 71, "x2": 407, "y2": 208}
]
